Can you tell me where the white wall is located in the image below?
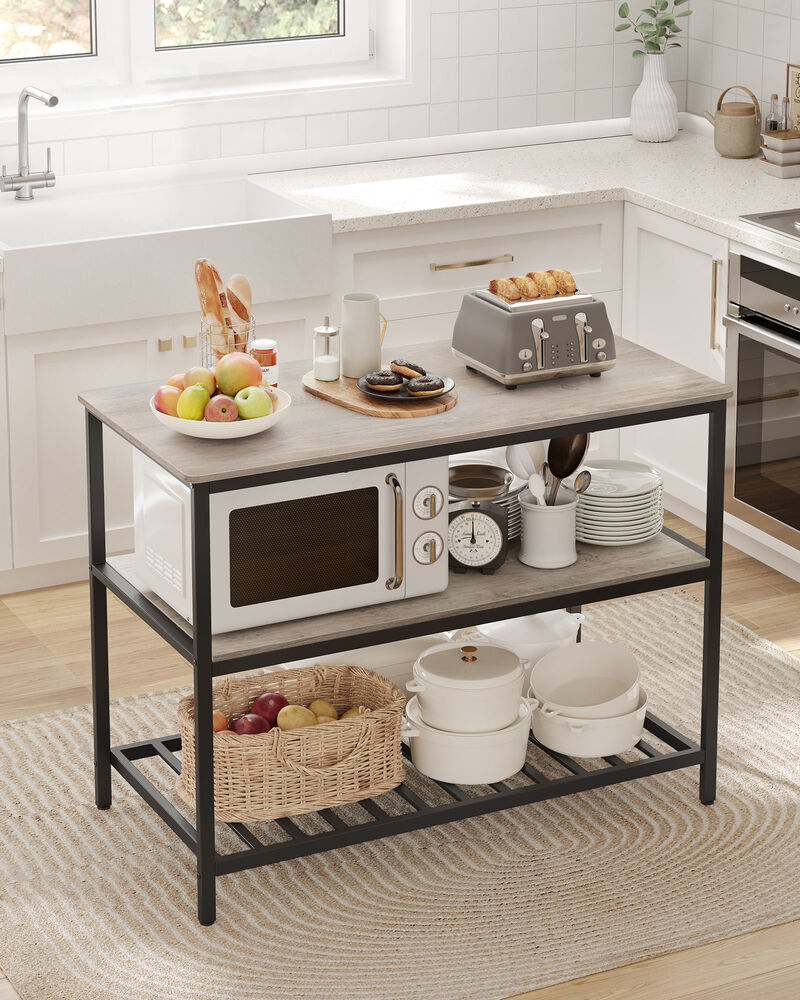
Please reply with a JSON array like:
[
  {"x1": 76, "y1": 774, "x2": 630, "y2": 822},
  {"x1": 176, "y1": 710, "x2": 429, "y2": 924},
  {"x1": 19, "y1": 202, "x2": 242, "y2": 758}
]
[{"x1": 0, "y1": 0, "x2": 688, "y2": 176}]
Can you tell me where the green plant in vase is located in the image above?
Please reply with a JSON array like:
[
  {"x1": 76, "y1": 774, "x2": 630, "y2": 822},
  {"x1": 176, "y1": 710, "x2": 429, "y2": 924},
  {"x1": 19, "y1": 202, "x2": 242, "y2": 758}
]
[{"x1": 615, "y1": 0, "x2": 692, "y2": 142}]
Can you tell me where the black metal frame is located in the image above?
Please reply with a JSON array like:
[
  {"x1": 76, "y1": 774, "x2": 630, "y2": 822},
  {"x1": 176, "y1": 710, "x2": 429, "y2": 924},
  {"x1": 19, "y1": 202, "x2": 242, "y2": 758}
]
[{"x1": 85, "y1": 397, "x2": 726, "y2": 925}]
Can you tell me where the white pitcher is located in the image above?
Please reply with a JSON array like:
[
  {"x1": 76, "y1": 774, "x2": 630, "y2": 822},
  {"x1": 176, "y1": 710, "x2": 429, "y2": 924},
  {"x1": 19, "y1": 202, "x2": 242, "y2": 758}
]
[{"x1": 340, "y1": 292, "x2": 388, "y2": 379}]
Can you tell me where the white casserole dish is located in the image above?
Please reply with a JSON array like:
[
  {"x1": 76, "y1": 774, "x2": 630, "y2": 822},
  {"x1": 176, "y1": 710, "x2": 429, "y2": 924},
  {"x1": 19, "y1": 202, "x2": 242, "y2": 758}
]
[
  {"x1": 406, "y1": 640, "x2": 526, "y2": 733},
  {"x1": 529, "y1": 641, "x2": 640, "y2": 719},
  {"x1": 531, "y1": 688, "x2": 648, "y2": 758},
  {"x1": 761, "y1": 145, "x2": 800, "y2": 165},
  {"x1": 404, "y1": 696, "x2": 532, "y2": 783},
  {"x1": 454, "y1": 610, "x2": 585, "y2": 679},
  {"x1": 759, "y1": 157, "x2": 800, "y2": 178},
  {"x1": 762, "y1": 130, "x2": 800, "y2": 152}
]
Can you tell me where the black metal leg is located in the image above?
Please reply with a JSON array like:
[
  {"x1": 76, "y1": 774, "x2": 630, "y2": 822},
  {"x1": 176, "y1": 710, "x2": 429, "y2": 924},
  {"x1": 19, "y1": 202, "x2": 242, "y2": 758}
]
[
  {"x1": 191, "y1": 483, "x2": 216, "y2": 925},
  {"x1": 700, "y1": 400, "x2": 726, "y2": 805},
  {"x1": 86, "y1": 412, "x2": 111, "y2": 810}
]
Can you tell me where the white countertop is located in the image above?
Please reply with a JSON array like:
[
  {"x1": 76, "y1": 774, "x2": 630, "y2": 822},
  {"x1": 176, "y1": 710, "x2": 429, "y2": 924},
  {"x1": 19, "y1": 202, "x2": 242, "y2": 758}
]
[{"x1": 262, "y1": 131, "x2": 800, "y2": 263}]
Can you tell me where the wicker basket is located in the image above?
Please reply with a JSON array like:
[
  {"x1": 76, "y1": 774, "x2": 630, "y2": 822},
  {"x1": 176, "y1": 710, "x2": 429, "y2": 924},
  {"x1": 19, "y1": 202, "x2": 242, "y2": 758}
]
[{"x1": 175, "y1": 664, "x2": 406, "y2": 822}]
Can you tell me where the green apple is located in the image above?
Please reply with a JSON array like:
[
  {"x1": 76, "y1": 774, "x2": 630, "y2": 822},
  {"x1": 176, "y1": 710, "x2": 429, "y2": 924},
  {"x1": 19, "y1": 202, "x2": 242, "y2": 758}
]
[
  {"x1": 176, "y1": 384, "x2": 210, "y2": 420},
  {"x1": 235, "y1": 385, "x2": 272, "y2": 419}
]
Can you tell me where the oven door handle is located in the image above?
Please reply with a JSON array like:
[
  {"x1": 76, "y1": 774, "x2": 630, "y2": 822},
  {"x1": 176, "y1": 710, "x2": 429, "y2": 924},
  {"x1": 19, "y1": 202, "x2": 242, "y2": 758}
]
[
  {"x1": 385, "y1": 473, "x2": 404, "y2": 591},
  {"x1": 723, "y1": 314, "x2": 800, "y2": 362}
]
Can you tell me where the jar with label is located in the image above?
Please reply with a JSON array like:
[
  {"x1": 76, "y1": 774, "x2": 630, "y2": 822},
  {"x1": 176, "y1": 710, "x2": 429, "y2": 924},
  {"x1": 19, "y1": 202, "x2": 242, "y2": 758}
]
[
  {"x1": 250, "y1": 338, "x2": 279, "y2": 388},
  {"x1": 313, "y1": 316, "x2": 340, "y2": 381}
]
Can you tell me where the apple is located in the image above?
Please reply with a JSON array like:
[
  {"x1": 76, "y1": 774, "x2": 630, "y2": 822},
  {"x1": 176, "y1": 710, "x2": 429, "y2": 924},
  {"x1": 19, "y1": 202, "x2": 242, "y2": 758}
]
[
  {"x1": 259, "y1": 380, "x2": 280, "y2": 411},
  {"x1": 235, "y1": 385, "x2": 271, "y2": 419},
  {"x1": 166, "y1": 373, "x2": 185, "y2": 391},
  {"x1": 153, "y1": 384, "x2": 181, "y2": 417},
  {"x1": 251, "y1": 692, "x2": 289, "y2": 726},
  {"x1": 215, "y1": 352, "x2": 262, "y2": 397},
  {"x1": 176, "y1": 384, "x2": 210, "y2": 420},
  {"x1": 184, "y1": 365, "x2": 216, "y2": 397},
  {"x1": 231, "y1": 713, "x2": 272, "y2": 735},
  {"x1": 204, "y1": 394, "x2": 238, "y2": 422},
  {"x1": 212, "y1": 710, "x2": 229, "y2": 733}
]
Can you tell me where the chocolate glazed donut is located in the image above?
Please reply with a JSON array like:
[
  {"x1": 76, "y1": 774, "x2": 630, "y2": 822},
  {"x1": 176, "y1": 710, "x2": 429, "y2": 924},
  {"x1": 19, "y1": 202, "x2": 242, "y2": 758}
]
[
  {"x1": 390, "y1": 359, "x2": 427, "y2": 379},
  {"x1": 406, "y1": 375, "x2": 446, "y2": 397},
  {"x1": 365, "y1": 370, "x2": 403, "y2": 392}
]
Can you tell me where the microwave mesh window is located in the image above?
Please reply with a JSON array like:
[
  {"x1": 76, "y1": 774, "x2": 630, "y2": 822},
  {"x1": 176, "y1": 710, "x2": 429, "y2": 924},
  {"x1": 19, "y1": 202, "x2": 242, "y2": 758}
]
[{"x1": 228, "y1": 487, "x2": 380, "y2": 607}]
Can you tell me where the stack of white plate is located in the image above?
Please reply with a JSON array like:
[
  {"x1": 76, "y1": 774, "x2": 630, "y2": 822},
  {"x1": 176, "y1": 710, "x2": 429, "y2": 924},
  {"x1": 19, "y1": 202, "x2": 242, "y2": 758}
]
[{"x1": 570, "y1": 460, "x2": 663, "y2": 547}]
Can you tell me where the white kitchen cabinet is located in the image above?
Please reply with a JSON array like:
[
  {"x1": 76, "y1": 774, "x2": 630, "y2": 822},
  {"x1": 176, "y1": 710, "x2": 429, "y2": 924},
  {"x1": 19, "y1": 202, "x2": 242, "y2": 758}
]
[
  {"x1": 0, "y1": 267, "x2": 11, "y2": 571},
  {"x1": 619, "y1": 205, "x2": 728, "y2": 511}
]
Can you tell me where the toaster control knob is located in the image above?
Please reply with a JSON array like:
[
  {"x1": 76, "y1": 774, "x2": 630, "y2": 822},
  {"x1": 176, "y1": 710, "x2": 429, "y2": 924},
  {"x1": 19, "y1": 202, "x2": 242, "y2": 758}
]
[
  {"x1": 794, "y1": 307, "x2": 799, "y2": 316},
  {"x1": 518, "y1": 348, "x2": 533, "y2": 360},
  {"x1": 785, "y1": 303, "x2": 792, "y2": 312},
  {"x1": 592, "y1": 337, "x2": 606, "y2": 350},
  {"x1": 596, "y1": 351, "x2": 607, "y2": 362},
  {"x1": 522, "y1": 361, "x2": 533, "y2": 372}
]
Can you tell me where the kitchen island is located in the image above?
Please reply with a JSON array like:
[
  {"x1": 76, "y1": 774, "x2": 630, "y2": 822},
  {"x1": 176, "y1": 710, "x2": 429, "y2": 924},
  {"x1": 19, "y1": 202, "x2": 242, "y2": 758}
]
[{"x1": 79, "y1": 336, "x2": 730, "y2": 925}]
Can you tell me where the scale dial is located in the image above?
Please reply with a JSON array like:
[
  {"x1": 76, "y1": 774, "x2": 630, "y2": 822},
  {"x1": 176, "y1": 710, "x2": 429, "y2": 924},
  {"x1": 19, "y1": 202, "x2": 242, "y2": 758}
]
[
  {"x1": 413, "y1": 531, "x2": 444, "y2": 565},
  {"x1": 448, "y1": 509, "x2": 505, "y2": 570},
  {"x1": 413, "y1": 486, "x2": 444, "y2": 519}
]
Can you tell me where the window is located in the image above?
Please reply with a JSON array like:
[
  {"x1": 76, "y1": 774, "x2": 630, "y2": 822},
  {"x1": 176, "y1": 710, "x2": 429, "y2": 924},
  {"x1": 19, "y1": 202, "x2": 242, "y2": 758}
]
[
  {"x1": 0, "y1": 0, "x2": 95, "y2": 62},
  {"x1": 155, "y1": 1, "x2": 342, "y2": 51}
]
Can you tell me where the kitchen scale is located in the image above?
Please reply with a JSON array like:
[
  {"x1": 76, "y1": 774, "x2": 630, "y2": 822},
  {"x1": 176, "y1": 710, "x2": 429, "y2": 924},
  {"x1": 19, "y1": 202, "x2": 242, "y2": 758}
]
[{"x1": 447, "y1": 463, "x2": 519, "y2": 574}]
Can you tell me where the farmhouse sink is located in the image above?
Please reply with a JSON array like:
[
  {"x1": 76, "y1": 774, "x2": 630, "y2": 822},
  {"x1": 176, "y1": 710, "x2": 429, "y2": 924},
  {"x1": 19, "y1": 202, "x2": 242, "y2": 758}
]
[{"x1": 0, "y1": 172, "x2": 332, "y2": 336}]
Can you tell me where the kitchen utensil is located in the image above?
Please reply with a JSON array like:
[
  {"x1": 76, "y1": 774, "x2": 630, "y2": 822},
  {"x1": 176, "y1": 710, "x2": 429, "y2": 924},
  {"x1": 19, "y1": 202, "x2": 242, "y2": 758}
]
[
  {"x1": 340, "y1": 292, "x2": 388, "y2": 378},
  {"x1": 529, "y1": 641, "x2": 640, "y2": 720},
  {"x1": 703, "y1": 86, "x2": 761, "y2": 159},
  {"x1": 301, "y1": 372, "x2": 457, "y2": 419},
  {"x1": 546, "y1": 433, "x2": 590, "y2": 505},
  {"x1": 449, "y1": 464, "x2": 513, "y2": 500},
  {"x1": 505, "y1": 442, "x2": 546, "y2": 480},
  {"x1": 518, "y1": 486, "x2": 578, "y2": 569},
  {"x1": 574, "y1": 470, "x2": 592, "y2": 495},
  {"x1": 403, "y1": 696, "x2": 532, "y2": 784},
  {"x1": 149, "y1": 388, "x2": 291, "y2": 439},
  {"x1": 530, "y1": 688, "x2": 648, "y2": 758},
  {"x1": 356, "y1": 373, "x2": 455, "y2": 402},
  {"x1": 453, "y1": 610, "x2": 585, "y2": 681},
  {"x1": 527, "y1": 471, "x2": 547, "y2": 505},
  {"x1": 452, "y1": 292, "x2": 616, "y2": 387},
  {"x1": 406, "y1": 640, "x2": 526, "y2": 733}
]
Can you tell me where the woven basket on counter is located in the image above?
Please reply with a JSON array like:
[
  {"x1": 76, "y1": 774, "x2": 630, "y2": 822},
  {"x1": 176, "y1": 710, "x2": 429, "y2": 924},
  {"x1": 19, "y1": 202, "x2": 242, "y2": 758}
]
[{"x1": 175, "y1": 663, "x2": 406, "y2": 823}]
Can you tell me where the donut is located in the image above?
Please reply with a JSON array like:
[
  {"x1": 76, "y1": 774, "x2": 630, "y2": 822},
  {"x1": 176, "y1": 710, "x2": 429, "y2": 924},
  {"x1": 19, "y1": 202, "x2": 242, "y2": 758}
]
[
  {"x1": 406, "y1": 375, "x2": 446, "y2": 397},
  {"x1": 390, "y1": 359, "x2": 427, "y2": 379},
  {"x1": 365, "y1": 370, "x2": 403, "y2": 392}
]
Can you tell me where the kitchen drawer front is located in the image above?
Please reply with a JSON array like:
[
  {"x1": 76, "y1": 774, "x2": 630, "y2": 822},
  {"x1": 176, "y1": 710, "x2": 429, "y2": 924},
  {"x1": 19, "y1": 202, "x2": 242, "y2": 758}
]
[{"x1": 341, "y1": 204, "x2": 623, "y2": 320}]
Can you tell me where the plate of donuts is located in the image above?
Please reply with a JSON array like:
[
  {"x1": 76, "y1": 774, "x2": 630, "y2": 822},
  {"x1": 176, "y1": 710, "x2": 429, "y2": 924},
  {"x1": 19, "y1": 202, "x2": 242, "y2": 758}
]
[{"x1": 357, "y1": 359, "x2": 455, "y2": 402}]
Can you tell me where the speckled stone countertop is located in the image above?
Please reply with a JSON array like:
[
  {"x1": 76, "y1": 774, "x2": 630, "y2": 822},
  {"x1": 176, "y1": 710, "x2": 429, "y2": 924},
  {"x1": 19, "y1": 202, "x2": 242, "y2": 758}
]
[{"x1": 262, "y1": 131, "x2": 800, "y2": 263}]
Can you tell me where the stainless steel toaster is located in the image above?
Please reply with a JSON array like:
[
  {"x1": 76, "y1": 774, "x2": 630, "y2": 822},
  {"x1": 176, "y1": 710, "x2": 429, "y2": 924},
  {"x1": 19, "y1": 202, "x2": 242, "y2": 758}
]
[{"x1": 451, "y1": 289, "x2": 617, "y2": 388}]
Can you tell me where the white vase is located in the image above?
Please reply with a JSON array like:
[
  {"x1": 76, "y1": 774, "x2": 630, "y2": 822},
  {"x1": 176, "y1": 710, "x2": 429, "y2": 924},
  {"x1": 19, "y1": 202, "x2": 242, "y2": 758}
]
[{"x1": 630, "y1": 53, "x2": 678, "y2": 142}]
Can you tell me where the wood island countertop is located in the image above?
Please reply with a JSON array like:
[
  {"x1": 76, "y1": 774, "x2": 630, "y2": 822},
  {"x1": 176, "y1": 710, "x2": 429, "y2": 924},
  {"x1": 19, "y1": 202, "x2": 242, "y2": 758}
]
[{"x1": 78, "y1": 338, "x2": 731, "y2": 486}]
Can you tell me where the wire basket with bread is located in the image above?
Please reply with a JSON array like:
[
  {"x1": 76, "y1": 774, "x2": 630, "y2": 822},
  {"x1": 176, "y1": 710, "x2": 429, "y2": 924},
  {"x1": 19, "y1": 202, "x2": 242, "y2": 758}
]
[{"x1": 195, "y1": 258, "x2": 255, "y2": 366}]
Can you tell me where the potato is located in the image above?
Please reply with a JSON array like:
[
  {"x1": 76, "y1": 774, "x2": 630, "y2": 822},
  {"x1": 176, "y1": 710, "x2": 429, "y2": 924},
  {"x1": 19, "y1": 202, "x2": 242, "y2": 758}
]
[
  {"x1": 308, "y1": 699, "x2": 338, "y2": 720},
  {"x1": 340, "y1": 705, "x2": 366, "y2": 720},
  {"x1": 277, "y1": 705, "x2": 318, "y2": 731},
  {"x1": 315, "y1": 715, "x2": 338, "y2": 726}
]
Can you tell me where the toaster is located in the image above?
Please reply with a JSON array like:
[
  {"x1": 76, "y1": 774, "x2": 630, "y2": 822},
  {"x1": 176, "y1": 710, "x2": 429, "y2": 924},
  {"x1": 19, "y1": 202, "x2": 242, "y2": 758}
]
[{"x1": 451, "y1": 289, "x2": 617, "y2": 388}]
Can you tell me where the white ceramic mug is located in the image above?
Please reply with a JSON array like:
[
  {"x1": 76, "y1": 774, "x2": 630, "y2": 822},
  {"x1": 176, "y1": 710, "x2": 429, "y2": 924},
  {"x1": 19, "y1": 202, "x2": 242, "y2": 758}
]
[
  {"x1": 340, "y1": 292, "x2": 388, "y2": 379},
  {"x1": 518, "y1": 487, "x2": 578, "y2": 569}
]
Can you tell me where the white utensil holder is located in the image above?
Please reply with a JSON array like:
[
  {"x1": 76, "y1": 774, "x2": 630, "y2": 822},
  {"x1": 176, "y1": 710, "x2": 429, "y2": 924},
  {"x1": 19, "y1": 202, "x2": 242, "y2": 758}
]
[{"x1": 518, "y1": 487, "x2": 578, "y2": 569}]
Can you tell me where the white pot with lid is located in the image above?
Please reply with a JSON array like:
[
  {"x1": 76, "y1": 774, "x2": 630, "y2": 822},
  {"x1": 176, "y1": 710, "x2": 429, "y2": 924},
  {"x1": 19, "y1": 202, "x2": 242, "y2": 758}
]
[
  {"x1": 406, "y1": 640, "x2": 527, "y2": 733},
  {"x1": 454, "y1": 610, "x2": 584, "y2": 679}
]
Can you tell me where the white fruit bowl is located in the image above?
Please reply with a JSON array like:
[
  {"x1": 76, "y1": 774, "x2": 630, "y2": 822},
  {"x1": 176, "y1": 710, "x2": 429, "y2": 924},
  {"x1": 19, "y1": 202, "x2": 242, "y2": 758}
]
[{"x1": 149, "y1": 387, "x2": 291, "y2": 439}]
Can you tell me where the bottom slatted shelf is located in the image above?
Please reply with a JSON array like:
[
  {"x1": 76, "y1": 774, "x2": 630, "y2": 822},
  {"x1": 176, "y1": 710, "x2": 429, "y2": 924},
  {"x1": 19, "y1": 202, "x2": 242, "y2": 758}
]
[{"x1": 110, "y1": 712, "x2": 703, "y2": 878}]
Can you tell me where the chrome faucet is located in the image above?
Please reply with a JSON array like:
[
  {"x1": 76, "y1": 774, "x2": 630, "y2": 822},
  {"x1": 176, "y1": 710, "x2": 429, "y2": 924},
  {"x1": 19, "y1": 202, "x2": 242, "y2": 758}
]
[{"x1": 1, "y1": 86, "x2": 59, "y2": 201}]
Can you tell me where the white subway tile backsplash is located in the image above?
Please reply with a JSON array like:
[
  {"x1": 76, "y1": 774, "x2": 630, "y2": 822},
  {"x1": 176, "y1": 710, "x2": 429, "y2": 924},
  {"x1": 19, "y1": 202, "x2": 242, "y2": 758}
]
[
  {"x1": 737, "y1": 7, "x2": 765, "y2": 54},
  {"x1": 459, "y1": 98, "x2": 500, "y2": 130},
  {"x1": 500, "y1": 6, "x2": 539, "y2": 50},
  {"x1": 537, "y1": 90, "x2": 575, "y2": 123},
  {"x1": 263, "y1": 117, "x2": 306, "y2": 153},
  {"x1": 763, "y1": 14, "x2": 790, "y2": 59},
  {"x1": 765, "y1": 0, "x2": 791, "y2": 13},
  {"x1": 763, "y1": 55, "x2": 788, "y2": 98},
  {"x1": 220, "y1": 121, "x2": 263, "y2": 157},
  {"x1": 431, "y1": 58, "x2": 460, "y2": 101},
  {"x1": 108, "y1": 133, "x2": 153, "y2": 171},
  {"x1": 389, "y1": 105, "x2": 430, "y2": 140},
  {"x1": 460, "y1": 10, "x2": 499, "y2": 54},
  {"x1": 612, "y1": 83, "x2": 637, "y2": 117},
  {"x1": 432, "y1": 0, "x2": 459, "y2": 10},
  {"x1": 461, "y1": 0, "x2": 499, "y2": 9},
  {"x1": 736, "y1": 51, "x2": 765, "y2": 95},
  {"x1": 689, "y1": 39, "x2": 713, "y2": 87},
  {"x1": 691, "y1": 0, "x2": 713, "y2": 42},
  {"x1": 687, "y1": 81, "x2": 713, "y2": 115},
  {"x1": 539, "y1": 4, "x2": 578, "y2": 48},
  {"x1": 348, "y1": 109, "x2": 389, "y2": 144},
  {"x1": 577, "y1": 1, "x2": 613, "y2": 46},
  {"x1": 64, "y1": 136, "x2": 110, "y2": 174},
  {"x1": 538, "y1": 46, "x2": 576, "y2": 91},
  {"x1": 791, "y1": 16, "x2": 800, "y2": 61},
  {"x1": 459, "y1": 54, "x2": 499, "y2": 99},
  {"x1": 153, "y1": 126, "x2": 219, "y2": 166},
  {"x1": 710, "y1": 42, "x2": 738, "y2": 90},
  {"x1": 306, "y1": 113, "x2": 348, "y2": 149},
  {"x1": 499, "y1": 94, "x2": 539, "y2": 126},
  {"x1": 430, "y1": 102, "x2": 460, "y2": 134},
  {"x1": 613, "y1": 42, "x2": 643, "y2": 87},
  {"x1": 575, "y1": 44, "x2": 613, "y2": 89},
  {"x1": 500, "y1": 51, "x2": 539, "y2": 95},
  {"x1": 713, "y1": 2, "x2": 740, "y2": 48},
  {"x1": 575, "y1": 86, "x2": 613, "y2": 119},
  {"x1": 431, "y1": 13, "x2": 460, "y2": 58}
]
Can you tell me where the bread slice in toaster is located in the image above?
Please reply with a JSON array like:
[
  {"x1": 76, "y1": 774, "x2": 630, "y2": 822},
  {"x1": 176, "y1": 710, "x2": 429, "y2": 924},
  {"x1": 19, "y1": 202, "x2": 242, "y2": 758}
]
[
  {"x1": 488, "y1": 278, "x2": 522, "y2": 301},
  {"x1": 527, "y1": 271, "x2": 559, "y2": 298},
  {"x1": 511, "y1": 276, "x2": 540, "y2": 299},
  {"x1": 548, "y1": 268, "x2": 577, "y2": 295}
]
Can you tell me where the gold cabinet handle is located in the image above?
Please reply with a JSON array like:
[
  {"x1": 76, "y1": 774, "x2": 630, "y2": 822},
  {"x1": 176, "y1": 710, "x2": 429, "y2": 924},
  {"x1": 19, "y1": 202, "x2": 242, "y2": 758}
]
[
  {"x1": 158, "y1": 337, "x2": 172, "y2": 353},
  {"x1": 183, "y1": 334, "x2": 197, "y2": 349},
  {"x1": 430, "y1": 252, "x2": 514, "y2": 272},
  {"x1": 710, "y1": 258, "x2": 723, "y2": 351}
]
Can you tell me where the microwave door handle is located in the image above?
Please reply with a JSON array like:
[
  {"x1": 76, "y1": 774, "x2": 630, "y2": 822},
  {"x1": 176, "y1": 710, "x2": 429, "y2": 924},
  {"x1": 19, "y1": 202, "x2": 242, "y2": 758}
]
[
  {"x1": 385, "y1": 473, "x2": 404, "y2": 591},
  {"x1": 723, "y1": 314, "x2": 800, "y2": 362}
]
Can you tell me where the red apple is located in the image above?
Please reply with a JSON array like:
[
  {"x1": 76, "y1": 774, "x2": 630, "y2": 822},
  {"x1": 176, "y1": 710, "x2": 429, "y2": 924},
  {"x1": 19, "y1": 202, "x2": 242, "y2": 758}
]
[
  {"x1": 215, "y1": 352, "x2": 262, "y2": 397},
  {"x1": 184, "y1": 365, "x2": 216, "y2": 397},
  {"x1": 231, "y1": 713, "x2": 272, "y2": 735},
  {"x1": 258, "y1": 382, "x2": 280, "y2": 411},
  {"x1": 153, "y1": 384, "x2": 181, "y2": 417},
  {"x1": 204, "y1": 394, "x2": 238, "y2": 422},
  {"x1": 166, "y1": 373, "x2": 185, "y2": 390},
  {"x1": 251, "y1": 692, "x2": 289, "y2": 726}
]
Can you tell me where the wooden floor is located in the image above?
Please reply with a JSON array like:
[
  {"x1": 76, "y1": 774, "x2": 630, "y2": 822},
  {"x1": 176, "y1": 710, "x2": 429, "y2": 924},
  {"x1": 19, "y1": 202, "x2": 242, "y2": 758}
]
[{"x1": 1, "y1": 514, "x2": 799, "y2": 1000}]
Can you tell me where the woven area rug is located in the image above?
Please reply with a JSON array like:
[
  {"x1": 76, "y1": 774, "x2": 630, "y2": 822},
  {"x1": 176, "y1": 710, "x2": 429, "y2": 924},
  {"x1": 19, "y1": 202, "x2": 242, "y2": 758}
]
[{"x1": 2, "y1": 590, "x2": 800, "y2": 1000}]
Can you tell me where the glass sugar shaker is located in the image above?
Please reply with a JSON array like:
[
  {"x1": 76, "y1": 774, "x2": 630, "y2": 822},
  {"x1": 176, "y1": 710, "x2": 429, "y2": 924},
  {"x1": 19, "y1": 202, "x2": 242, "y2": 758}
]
[{"x1": 313, "y1": 316, "x2": 341, "y2": 381}]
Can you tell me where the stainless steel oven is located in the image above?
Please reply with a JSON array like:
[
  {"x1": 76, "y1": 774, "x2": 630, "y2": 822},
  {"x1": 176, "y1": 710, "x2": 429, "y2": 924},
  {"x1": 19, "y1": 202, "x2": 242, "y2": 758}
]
[{"x1": 725, "y1": 252, "x2": 800, "y2": 548}]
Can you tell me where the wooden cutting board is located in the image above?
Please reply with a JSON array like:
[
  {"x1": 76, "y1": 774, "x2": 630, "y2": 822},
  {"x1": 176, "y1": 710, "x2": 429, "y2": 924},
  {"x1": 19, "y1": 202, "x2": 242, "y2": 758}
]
[{"x1": 302, "y1": 372, "x2": 458, "y2": 418}]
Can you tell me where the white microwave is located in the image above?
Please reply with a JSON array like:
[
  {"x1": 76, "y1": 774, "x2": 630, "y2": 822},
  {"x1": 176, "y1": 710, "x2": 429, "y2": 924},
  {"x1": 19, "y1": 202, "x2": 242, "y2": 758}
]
[{"x1": 132, "y1": 452, "x2": 449, "y2": 634}]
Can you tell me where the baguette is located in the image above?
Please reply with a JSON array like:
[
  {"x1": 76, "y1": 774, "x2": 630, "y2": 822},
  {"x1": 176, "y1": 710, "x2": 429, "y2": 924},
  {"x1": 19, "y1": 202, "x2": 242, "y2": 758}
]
[
  {"x1": 511, "y1": 275, "x2": 540, "y2": 299},
  {"x1": 195, "y1": 258, "x2": 233, "y2": 357},
  {"x1": 548, "y1": 268, "x2": 577, "y2": 295},
  {"x1": 526, "y1": 271, "x2": 558, "y2": 298},
  {"x1": 489, "y1": 278, "x2": 522, "y2": 301},
  {"x1": 226, "y1": 273, "x2": 252, "y2": 324}
]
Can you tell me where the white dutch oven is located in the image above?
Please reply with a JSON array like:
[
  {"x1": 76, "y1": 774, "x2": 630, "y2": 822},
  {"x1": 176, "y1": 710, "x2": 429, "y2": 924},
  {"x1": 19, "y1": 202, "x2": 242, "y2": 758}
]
[
  {"x1": 404, "y1": 697, "x2": 532, "y2": 784},
  {"x1": 529, "y1": 642, "x2": 640, "y2": 720},
  {"x1": 531, "y1": 689, "x2": 648, "y2": 758},
  {"x1": 407, "y1": 640, "x2": 526, "y2": 734}
]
